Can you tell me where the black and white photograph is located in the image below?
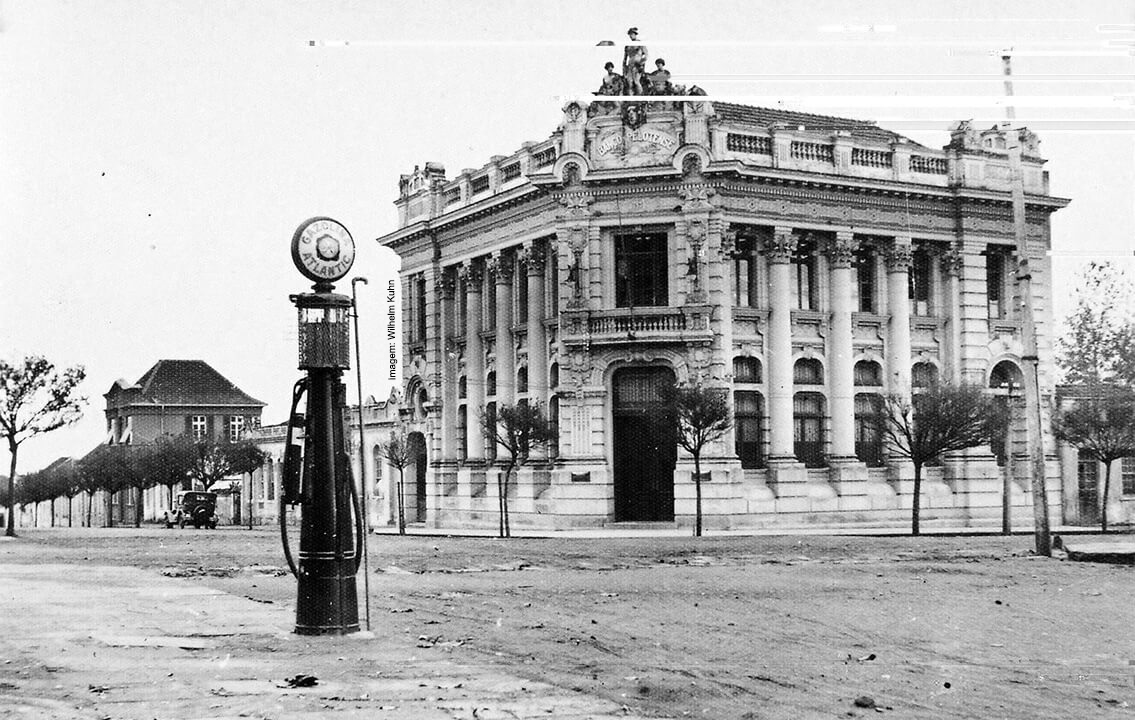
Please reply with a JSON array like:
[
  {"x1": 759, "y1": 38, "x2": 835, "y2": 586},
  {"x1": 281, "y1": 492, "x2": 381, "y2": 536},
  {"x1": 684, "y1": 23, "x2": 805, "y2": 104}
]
[{"x1": 2, "y1": 1, "x2": 1134, "y2": 717}]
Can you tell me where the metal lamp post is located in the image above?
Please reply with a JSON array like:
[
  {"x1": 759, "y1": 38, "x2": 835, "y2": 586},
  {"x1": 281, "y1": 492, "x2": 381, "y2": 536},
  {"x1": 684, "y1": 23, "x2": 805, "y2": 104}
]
[{"x1": 289, "y1": 217, "x2": 360, "y2": 635}]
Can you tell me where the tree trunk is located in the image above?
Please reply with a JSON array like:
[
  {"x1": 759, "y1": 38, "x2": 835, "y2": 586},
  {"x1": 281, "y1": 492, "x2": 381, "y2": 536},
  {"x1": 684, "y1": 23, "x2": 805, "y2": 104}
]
[
  {"x1": 912, "y1": 462, "x2": 923, "y2": 536},
  {"x1": 497, "y1": 470, "x2": 505, "y2": 538},
  {"x1": 134, "y1": 486, "x2": 143, "y2": 527},
  {"x1": 51, "y1": 498, "x2": 56, "y2": 527},
  {"x1": 247, "y1": 473, "x2": 254, "y2": 530},
  {"x1": 502, "y1": 463, "x2": 515, "y2": 539},
  {"x1": 86, "y1": 491, "x2": 94, "y2": 527},
  {"x1": 6, "y1": 441, "x2": 18, "y2": 537},
  {"x1": 68, "y1": 496, "x2": 73, "y2": 527},
  {"x1": 694, "y1": 454, "x2": 703, "y2": 537},
  {"x1": 1101, "y1": 459, "x2": 1113, "y2": 534},
  {"x1": 396, "y1": 468, "x2": 405, "y2": 535}
]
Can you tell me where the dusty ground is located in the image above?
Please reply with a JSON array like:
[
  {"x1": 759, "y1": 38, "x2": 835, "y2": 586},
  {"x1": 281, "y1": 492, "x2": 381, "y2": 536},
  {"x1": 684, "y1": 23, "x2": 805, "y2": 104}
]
[{"x1": 3, "y1": 527, "x2": 1134, "y2": 719}]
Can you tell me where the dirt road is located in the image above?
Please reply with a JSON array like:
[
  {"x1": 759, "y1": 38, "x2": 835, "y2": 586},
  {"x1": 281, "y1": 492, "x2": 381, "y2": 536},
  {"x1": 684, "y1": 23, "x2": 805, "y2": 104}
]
[{"x1": 3, "y1": 528, "x2": 1133, "y2": 718}]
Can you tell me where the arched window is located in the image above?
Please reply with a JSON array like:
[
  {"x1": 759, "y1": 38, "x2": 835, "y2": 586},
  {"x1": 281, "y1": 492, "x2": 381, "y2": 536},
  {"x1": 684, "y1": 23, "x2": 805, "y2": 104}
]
[
  {"x1": 549, "y1": 363, "x2": 559, "y2": 389},
  {"x1": 794, "y1": 358, "x2": 824, "y2": 385},
  {"x1": 854, "y1": 393, "x2": 885, "y2": 467},
  {"x1": 733, "y1": 356, "x2": 762, "y2": 383},
  {"x1": 458, "y1": 376, "x2": 467, "y2": 399},
  {"x1": 734, "y1": 390, "x2": 764, "y2": 468},
  {"x1": 548, "y1": 395, "x2": 559, "y2": 458},
  {"x1": 912, "y1": 362, "x2": 939, "y2": 389},
  {"x1": 989, "y1": 360, "x2": 1023, "y2": 391},
  {"x1": 853, "y1": 360, "x2": 883, "y2": 386},
  {"x1": 988, "y1": 360, "x2": 1023, "y2": 466},
  {"x1": 793, "y1": 392, "x2": 826, "y2": 468},
  {"x1": 517, "y1": 366, "x2": 528, "y2": 394},
  {"x1": 486, "y1": 371, "x2": 496, "y2": 397}
]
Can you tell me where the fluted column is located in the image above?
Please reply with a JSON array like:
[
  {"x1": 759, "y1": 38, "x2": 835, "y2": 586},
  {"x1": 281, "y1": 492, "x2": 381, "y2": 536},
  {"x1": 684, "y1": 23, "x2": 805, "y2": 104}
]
[
  {"x1": 437, "y1": 270, "x2": 457, "y2": 460},
  {"x1": 767, "y1": 227, "x2": 796, "y2": 459},
  {"x1": 886, "y1": 238, "x2": 913, "y2": 400},
  {"x1": 524, "y1": 243, "x2": 548, "y2": 400},
  {"x1": 943, "y1": 248, "x2": 964, "y2": 383},
  {"x1": 827, "y1": 232, "x2": 857, "y2": 459},
  {"x1": 463, "y1": 261, "x2": 485, "y2": 461},
  {"x1": 490, "y1": 252, "x2": 515, "y2": 405}
]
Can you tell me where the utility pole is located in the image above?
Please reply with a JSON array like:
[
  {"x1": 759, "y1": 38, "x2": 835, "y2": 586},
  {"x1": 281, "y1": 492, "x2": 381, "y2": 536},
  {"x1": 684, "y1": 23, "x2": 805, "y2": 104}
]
[
  {"x1": 350, "y1": 275, "x2": 372, "y2": 632},
  {"x1": 1002, "y1": 53, "x2": 1052, "y2": 556}
]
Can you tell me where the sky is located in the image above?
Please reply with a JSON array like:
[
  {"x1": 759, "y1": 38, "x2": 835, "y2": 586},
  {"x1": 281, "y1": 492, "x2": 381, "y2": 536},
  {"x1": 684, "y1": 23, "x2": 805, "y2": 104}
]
[{"x1": 2, "y1": 0, "x2": 1133, "y2": 473}]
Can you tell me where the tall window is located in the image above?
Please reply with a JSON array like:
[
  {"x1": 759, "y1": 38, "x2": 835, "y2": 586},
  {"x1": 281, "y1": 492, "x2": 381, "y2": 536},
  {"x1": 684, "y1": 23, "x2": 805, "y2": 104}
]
[
  {"x1": 793, "y1": 358, "x2": 824, "y2": 385},
  {"x1": 515, "y1": 256, "x2": 528, "y2": 324},
  {"x1": 734, "y1": 356, "x2": 762, "y2": 383},
  {"x1": 1123, "y1": 457, "x2": 1135, "y2": 495},
  {"x1": 855, "y1": 244, "x2": 876, "y2": 312},
  {"x1": 791, "y1": 238, "x2": 817, "y2": 311},
  {"x1": 854, "y1": 393, "x2": 884, "y2": 466},
  {"x1": 615, "y1": 231, "x2": 669, "y2": 307},
  {"x1": 457, "y1": 405, "x2": 467, "y2": 460},
  {"x1": 910, "y1": 246, "x2": 932, "y2": 315},
  {"x1": 455, "y1": 274, "x2": 467, "y2": 337},
  {"x1": 548, "y1": 396, "x2": 559, "y2": 458},
  {"x1": 912, "y1": 362, "x2": 939, "y2": 389},
  {"x1": 735, "y1": 390, "x2": 765, "y2": 468},
  {"x1": 793, "y1": 392, "x2": 826, "y2": 468},
  {"x1": 485, "y1": 402, "x2": 497, "y2": 460},
  {"x1": 986, "y1": 247, "x2": 1013, "y2": 319},
  {"x1": 547, "y1": 249, "x2": 559, "y2": 318},
  {"x1": 733, "y1": 235, "x2": 757, "y2": 307},
  {"x1": 414, "y1": 275, "x2": 427, "y2": 343},
  {"x1": 854, "y1": 360, "x2": 883, "y2": 387},
  {"x1": 229, "y1": 415, "x2": 245, "y2": 442},
  {"x1": 517, "y1": 367, "x2": 528, "y2": 394},
  {"x1": 191, "y1": 415, "x2": 207, "y2": 441},
  {"x1": 458, "y1": 376, "x2": 467, "y2": 399},
  {"x1": 485, "y1": 272, "x2": 496, "y2": 328},
  {"x1": 486, "y1": 371, "x2": 496, "y2": 397}
]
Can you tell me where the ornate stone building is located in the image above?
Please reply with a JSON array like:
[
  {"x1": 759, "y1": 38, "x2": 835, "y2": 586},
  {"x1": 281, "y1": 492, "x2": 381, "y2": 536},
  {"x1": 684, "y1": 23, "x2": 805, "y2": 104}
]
[{"x1": 378, "y1": 94, "x2": 1070, "y2": 530}]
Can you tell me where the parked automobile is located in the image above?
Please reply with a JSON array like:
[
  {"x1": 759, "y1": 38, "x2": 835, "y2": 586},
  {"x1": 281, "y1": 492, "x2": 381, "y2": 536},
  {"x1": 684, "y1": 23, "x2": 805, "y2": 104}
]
[{"x1": 165, "y1": 491, "x2": 218, "y2": 529}]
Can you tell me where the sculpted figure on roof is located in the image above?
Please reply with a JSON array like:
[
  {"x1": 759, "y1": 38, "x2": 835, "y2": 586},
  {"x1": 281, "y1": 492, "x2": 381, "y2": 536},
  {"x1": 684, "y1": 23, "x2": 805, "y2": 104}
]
[{"x1": 623, "y1": 27, "x2": 648, "y2": 95}]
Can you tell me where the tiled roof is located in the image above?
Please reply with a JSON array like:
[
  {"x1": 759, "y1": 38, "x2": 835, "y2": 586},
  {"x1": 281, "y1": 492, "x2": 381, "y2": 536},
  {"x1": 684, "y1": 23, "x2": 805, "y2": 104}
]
[
  {"x1": 130, "y1": 360, "x2": 266, "y2": 407},
  {"x1": 714, "y1": 102, "x2": 925, "y2": 147}
]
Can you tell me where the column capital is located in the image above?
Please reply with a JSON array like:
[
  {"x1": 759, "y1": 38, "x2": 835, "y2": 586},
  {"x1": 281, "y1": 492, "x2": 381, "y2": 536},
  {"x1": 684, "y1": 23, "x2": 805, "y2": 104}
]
[
  {"x1": 487, "y1": 252, "x2": 514, "y2": 284},
  {"x1": 521, "y1": 242, "x2": 547, "y2": 275},
  {"x1": 460, "y1": 260, "x2": 484, "y2": 287},
  {"x1": 435, "y1": 269, "x2": 456, "y2": 297},
  {"x1": 766, "y1": 227, "x2": 797, "y2": 264},
  {"x1": 827, "y1": 232, "x2": 858, "y2": 269},
  {"x1": 942, "y1": 247, "x2": 964, "y2": 276},
  {"x1": 884, "y1": 238, "x2": 913, "y2": 273}
]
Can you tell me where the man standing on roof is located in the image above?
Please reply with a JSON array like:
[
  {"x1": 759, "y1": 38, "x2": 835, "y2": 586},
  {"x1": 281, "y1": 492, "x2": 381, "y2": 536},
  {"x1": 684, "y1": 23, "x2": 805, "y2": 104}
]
[{"x1": 622, "y1": 27, "x2": 648, "y2": 96}]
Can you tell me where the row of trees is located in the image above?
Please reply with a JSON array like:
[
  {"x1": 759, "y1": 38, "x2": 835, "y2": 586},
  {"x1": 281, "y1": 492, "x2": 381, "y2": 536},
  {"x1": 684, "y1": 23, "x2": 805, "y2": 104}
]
[{"x1": 15, "y1": 435, "x2": 266, "y2": 529}]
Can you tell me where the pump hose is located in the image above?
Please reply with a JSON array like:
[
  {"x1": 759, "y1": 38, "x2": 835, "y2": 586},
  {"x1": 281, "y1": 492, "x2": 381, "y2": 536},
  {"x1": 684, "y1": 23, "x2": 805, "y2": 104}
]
[
  {"x1": 280, "y1": 378, "x2": 308, "y2": 579},
  {"x1": 348, "y1": 463, "x2": 364, "y2": 573}
]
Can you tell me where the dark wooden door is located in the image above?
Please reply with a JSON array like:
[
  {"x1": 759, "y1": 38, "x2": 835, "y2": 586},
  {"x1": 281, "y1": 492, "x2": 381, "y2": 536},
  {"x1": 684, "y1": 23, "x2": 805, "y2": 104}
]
[
  {"x1": 1078, "y1": 458, "x2": 1100, "y2": 525},
  {"x1": 409, "y1": 433, "x2": 428, "y2": 523},
  {"x1": 613, "y1": 367, "x2": 676, "y2": 522}
]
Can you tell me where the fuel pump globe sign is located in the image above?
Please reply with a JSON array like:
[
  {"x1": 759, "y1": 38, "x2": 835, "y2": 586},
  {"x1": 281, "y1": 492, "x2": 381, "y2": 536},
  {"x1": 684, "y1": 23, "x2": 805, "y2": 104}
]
[{"x1": 291, "y1": 217, "x2": 355, "y2": 283}]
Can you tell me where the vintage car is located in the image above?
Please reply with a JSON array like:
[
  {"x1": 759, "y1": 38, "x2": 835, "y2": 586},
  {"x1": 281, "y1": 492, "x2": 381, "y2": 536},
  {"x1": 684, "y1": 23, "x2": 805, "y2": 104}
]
[{"x1": 164, "y1": 491, "x2": 219, "y2": 529}]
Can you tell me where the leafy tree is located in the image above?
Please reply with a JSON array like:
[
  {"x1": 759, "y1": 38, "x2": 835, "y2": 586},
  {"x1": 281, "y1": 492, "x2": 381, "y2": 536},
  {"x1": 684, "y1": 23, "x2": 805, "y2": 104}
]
[
  {"x1": 54, "y1": 460, "x2": 82, "y2": 527},
  {"x1": 481, "y1": 402, "x2": 555, "y2": 538},
  {"x1": 226, "y1": 440, "x2": 267, "y2": 529},
  {"x1": 78, "y1": 445, "x2": 141, "y2": 527},
  {"x1": 1057, "y1": 262, "x2": 1135, "y2": 387},
  {"x1": 663, "y1": 382, "x2": 732, "y2": 537},
  {"x1": 0, "y1": 356, "x2": 86, "y2": 536},
  {"x1": 1053, "y1": 387, "x2": 1135, "y2": 533},
  {"x1": 381, "y1": 428, "x2": 411, "y2": 534},
  {"x1": 140, "y1": 434, "x2": 197, "y2": 510},
  {"x1": 879, "y1": 382, "x2": 996, "y2": 535}
]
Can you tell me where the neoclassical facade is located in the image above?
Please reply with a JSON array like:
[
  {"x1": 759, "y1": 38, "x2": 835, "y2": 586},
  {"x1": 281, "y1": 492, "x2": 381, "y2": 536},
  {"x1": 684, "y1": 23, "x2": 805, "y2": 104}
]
[{"x1": 379, "y1": 97, "x2": 1070, "y2": 530}]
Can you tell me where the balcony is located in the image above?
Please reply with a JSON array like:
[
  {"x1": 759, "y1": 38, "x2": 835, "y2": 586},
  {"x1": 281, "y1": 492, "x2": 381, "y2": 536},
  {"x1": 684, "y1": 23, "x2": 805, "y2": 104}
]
[{"x1": 560, "y1": 306, "x2": 713, "y2": 347}]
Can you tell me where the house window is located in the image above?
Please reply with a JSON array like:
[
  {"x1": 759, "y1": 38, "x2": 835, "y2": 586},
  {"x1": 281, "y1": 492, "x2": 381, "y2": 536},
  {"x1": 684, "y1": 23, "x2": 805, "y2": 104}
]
[
  {"x1": 191, "y1": 415, "x2": 207, "y2": 441},
  {"x1": 548, "y1": 396, "x2": 559, "y2": 458},
  {"x1": 486, "y1": 371, "x2": 496, "y2": 397},
  {"x1": 733, "y1": 356, "x2": 762, "y2": 383},
  {"x1": 457, "y1": 405, "x2": 467, "y2": 461},
  {"x1": 485, "y1": 272, "x2": 496, "y2": 328},
  {"x1": 733, "y1": 235, "x2": 757, "y2": 307},
  {"x1": 517, "y1": 367, "x2": 528, "y2": 394},
  {"x1": 854, "y1": 393, "x2": 885, "y2": 467},
  {"x1": 735, "y1": 390, "x2": 765, "y2": 469},
  {"x1": 266, "y1": 461, "x2": 275, "y2": 500},
  {"x1": 229, "y1": 415, "x2": 245, "y2": 442},
  {"x1": 912, "y1": 362, "x2": 939, "y2": 389},
  {"x1": 485, "y1": 402, "x2": 497, "y2": 460},
  {"x1": 793, "y1": 358, "x2": 824, "y2": 385},
  {"x1": 547, "y1": 249, "x2": 559, "y2": 318},
  {"x1": 791, "y1": 238, "x2": 817, "y2": 311},
  {"x1": 793, "y1": 392, "x2": 826, "y2": 468},
  {"x1": 986, "y1": 248, "x2": 1013, "y2": 319},
  {"x1": 615, "y1": 231, "x2": 668, "y2": 308},
  {"x1": 455, "y1": 273, "x2": 467, "y2": 337},
  {"x1": 854, "y1": 360, "x2": 883, "y2": 387},
  {"x1": 910, "y1": 246, "x2": 932, "y2": 315},
  {"x1": 458, "y1": 376, "x2": 467, "y2": 399},
  {"x1": 515, "y1": 257, "x2": 528, "y2": 324},
  {"x1": 855, "y1": 245, "x2": 876, "y2": 312},
  {"x1": 1123, "y1": 457, "x2": 1135, "y2": 495}
]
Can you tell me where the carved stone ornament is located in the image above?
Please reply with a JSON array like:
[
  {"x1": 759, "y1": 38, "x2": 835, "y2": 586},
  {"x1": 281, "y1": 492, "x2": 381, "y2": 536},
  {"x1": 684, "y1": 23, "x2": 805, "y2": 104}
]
[
  {"x1": 679, "y1": 185, "x2": 715, "y2": 210},
  {"x1": 884, "y1": 242, "x2": 913, "y2": 273},
  {"x1": 487, "y1": 253, "x2": 514, "y2": 283},
  {"x1": 766, "y1": 229, "x2": 797, "y2": 264},
  {"x1": 561, "y1": 162, "x2": 582, "y2": 188},
  {"x1": 460, "y1": 261, "x2": 484, "y2": 287},
  {"x1": 523, "y1": 244, "x2": 547, "y2": 275},
  {"x1": 827, "y1": 234, "x2": 858, "y2": 269},
  {"x1": 564, "y1": 101, "x2": 584, "y2": 122},
  {"x1": 685, "y1": 218, "x2": 707, "y2": 244},
  {"x1": 435, "y1": 271, "x2": 456, "y2": 297},
  {"x1": 942, "y1": 248, "x2": 964, "y2": 276},
  {"x1": 559, "y1": 193, "x2": 594, "y2": 218},
  {"x1": 622, "y1": 102, "x2": 647, "y2": 129},
  {"x1": 720, "y1": 229, "x2": 737, "y2": 258}
]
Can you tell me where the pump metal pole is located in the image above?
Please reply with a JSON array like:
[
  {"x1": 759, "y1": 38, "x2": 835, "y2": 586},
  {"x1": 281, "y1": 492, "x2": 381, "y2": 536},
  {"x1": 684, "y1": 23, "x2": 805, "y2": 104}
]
[
  {"x1": 1002, "y1": 53, "x2": 1052, "y2": 556},
  {"x1": 350, "y1": 276, "x2": 372, "y2": 632}
]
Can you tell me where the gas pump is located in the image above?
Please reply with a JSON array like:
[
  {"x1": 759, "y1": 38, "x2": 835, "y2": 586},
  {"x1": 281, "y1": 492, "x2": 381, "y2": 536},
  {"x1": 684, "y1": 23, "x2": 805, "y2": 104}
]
[{"x1": 280, "y1": 217, "x2": 361, "y2": 635}]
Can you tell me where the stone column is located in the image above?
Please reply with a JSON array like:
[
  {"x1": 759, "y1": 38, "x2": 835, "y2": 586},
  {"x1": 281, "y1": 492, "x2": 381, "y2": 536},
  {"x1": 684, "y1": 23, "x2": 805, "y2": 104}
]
[
  {"x1": 943, "y1": 248, "x2": 964, "y2": 383},
  {"x1": 490, "y1": 251, "x2": 515, "y2": 406},
  {"x1": 462, "y1": 261, "x2": 485, "y2": 461},
  {"x1": 524, "y1": 243, "x2": 548, "y2": 401},
  {"x1": 827, "y1": 232, "x2": 857, "y2": 460},
  {"x1": 885, "y1": 237, "x2": 913, "y2": 401},
  {"x1": 766, "y1": 227, "x2": 796, "y2": 459},
  {"x1": 436, "y1": 269, "x2": 457, "y2": 461}
]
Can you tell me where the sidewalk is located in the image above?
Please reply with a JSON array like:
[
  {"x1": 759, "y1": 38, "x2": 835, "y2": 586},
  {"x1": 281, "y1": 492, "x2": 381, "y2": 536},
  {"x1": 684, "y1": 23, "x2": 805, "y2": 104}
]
[{"x1": 0, "y1": 562, "x2": 653, "y2": 719}]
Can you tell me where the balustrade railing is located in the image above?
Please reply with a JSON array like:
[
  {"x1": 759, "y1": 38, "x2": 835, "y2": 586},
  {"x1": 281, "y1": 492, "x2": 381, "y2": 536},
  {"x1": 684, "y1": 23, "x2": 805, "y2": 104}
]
[
  {"x1": 910, "y1": 155, "x2": 948, "y2": 175},
  {"x1": 852, "y1": 148, "x2": 893, "y2": 168},
  {"x1": 727, "y1": 133, "x2": 772, "y2": 155},
  {"x1": 791, "y1": 141, "x2": 834, "y2": 163}
]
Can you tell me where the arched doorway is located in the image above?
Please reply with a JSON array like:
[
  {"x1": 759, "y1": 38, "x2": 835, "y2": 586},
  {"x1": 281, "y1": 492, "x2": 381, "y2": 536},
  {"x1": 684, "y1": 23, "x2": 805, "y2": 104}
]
[
  {"x1": 612, "y1": 366, "x2": 676, "y2": 522},
  {"x1": 407, "y1": 432, "x2": 428, "y2": 523}
]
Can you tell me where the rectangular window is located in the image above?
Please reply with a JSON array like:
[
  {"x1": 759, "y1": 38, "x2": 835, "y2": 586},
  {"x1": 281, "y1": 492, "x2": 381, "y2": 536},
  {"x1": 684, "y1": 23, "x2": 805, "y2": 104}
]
[
  {"x1": 735, "y1": 391, "x2": 764, "y2": 469},
  {"x1": 734, "y1": 255, "x2": 752, "y2": 306},
  {"x1": 547, "y1": 249, "x2": 559, "y2": 318},
  {"x1": 856, "y1": 245, "x2": 876, "y2": 312},
  {"x1": 1123, "y1": 457, "x2": 1135, "y2": 495},
  {"x1": 910, "y1": 248, "x2": 932, "y2": 315},
  {"x1": 791, "y1": 241, "x2": 816, "y2": 311},
  {"x1": 987, "y1": 249, "x2": 1010, "y2": 319},
  {"x1": 615, "y1": 231, "x2": 669, "y2": 308},
  {"x1": 229, "y1": 416, "x2": 245, "y2": 442},
  {"x1": 854, "y1": 394, "x2": 884, "y2": 467},
  {"x1": 191, "y1": 415, "x2": 207, "y2": 441},
  {"x1": 516, "y1": 258, "x2": 528, "y2": 324},
  {"x1": 415, "y1": 275, "x2": 427, "y2": 343},
  {"x1": 267, "y1": 463, "x2": 275, "y2": 500},
  {"x1": 457, "y1": 405, "x2": 467, "y2": 461},
  {"x1": 455, "y1": 275, "x2": 467, "y2": 337},
  {"x1": 793, "y1": 393, "x2": 825, "y2": 468},
  {"x1": 485, "y1": 273, "x2": 496, "y2": 328},
  {"x1": 485, "y1": 402, "x2": 497, "y2": 460}
]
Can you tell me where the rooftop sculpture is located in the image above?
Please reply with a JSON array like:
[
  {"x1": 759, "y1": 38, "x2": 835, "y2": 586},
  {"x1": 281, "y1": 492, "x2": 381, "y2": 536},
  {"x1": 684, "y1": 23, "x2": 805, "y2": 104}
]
[{"x1": 591, "y1": 27, "x2": 705, "y2": 119}]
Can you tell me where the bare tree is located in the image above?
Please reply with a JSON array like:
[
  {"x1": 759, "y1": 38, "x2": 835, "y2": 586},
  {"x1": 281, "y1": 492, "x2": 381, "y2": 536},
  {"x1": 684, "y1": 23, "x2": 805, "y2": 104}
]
[
  {"x1": 481, "y1": 402, "x2": 555, "y2": 538},
  {"x1": 78, "y1": 444, "x2": 141, "y2": 527},
  {"x1": 0, "y1": 356, "x2": 86, "y2": 536},
  {"x1": 663, "y1": 382, "x2": 732, "y2": 537},
  {"x1": 879, "y1": 382, "x2": 996, "y2": 535},
  {"x1": 381, "y1": 428, "x2": 411, "y2": 534},
  {"x1": 1053, "y1": 387, "x2": 1135, "y2": 533}
]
